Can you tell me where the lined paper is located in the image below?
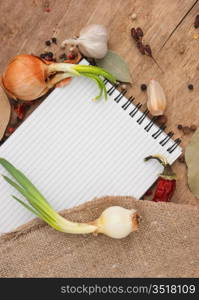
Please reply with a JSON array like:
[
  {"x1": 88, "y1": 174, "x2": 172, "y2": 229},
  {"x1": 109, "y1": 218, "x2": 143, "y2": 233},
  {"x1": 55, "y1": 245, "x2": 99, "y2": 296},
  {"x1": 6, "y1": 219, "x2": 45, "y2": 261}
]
[{"x1": 0, "y1": 59, "x2": 182, "y2": 232}]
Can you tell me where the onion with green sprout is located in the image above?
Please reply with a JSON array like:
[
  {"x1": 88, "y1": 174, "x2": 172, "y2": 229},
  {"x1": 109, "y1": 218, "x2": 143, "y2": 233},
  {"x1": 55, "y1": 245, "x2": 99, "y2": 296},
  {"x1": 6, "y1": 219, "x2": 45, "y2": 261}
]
[
  {"x1": 2, "y1": 54, "x2": 116, "y2": 101},
  {"x1": 0, "y1": 158, "x2": 140, "y2": 239}
]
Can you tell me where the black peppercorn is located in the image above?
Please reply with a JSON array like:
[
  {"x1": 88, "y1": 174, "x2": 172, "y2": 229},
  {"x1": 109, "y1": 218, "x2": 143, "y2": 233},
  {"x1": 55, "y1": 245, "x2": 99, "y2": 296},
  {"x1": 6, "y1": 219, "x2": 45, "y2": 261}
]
[
  {"x1": 188, "y1": 84, "x2": 194, "y2": 90},
  {"x1": 40, "y1": 53, "x2": 46, "y2": 59},
  {"x1": 47, "y1": 52, "x2": 53, "y2": 58},
  {"x1": 177, "y1": 124, "x2": 183, "y2": 130},
  {"x1": 59, "y1": 53, "x2": 67, "y2": 60},
  {"x1": 52, "y1": 37, "x2": 57, "y2": 44},
  {"x1": 140, "y1": 84, "x2": 147, "y2": 91},
  {"x1": 45, "y1": 40, "x2": 51, "y2": 46}
]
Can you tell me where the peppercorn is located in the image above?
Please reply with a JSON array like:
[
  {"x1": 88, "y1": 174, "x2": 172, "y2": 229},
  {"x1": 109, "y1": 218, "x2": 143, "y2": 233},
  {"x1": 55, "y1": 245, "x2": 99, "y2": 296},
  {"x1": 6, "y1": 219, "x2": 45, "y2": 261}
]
[
  {"x1": 177, "y1": 124, "x2": 183, "y2": 130},
  {"x1": 188, "y1": 84, "x2": 194, "y2": 90},
  {"x1": 59, "y1": 53, "x2": 67, "y2": 60},
  {"x1": 156, "y1": 115, "x2": 168, "y2": 125},
  {"x1": 194, "y1": 15, "x2": 199, "y2": 28},
  {"x1": 45, "y1": 40, "x2": 51, "y2": 46},
  {"x1": 182, "y1": 126, "x2": 191, "y2": 135},
  {"x1": 190, "y1": 124, "x2": 197, "y2": 131},
  {"x1": 52, "y1": 37, "x2": 57, "y2": 44},
  {"x1": 40, "y1": 53, "x2": 46, "y2": 59},
  {"x1": 47, "y1": 52, "x2": 53, "y2": 58},
  {"x1": 140, "y1": 84, "x2": 147, "y2": 91},
  {"x1": 178, "y1": 154, "x2": 185, "y2": 163}
]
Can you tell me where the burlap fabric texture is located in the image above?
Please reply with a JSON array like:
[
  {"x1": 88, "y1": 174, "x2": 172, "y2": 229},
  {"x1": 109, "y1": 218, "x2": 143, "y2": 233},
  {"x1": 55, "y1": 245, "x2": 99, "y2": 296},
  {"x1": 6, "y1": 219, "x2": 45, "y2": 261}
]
[{"x1": 0, "y1": 196, "x2": 199, "y2": 278}]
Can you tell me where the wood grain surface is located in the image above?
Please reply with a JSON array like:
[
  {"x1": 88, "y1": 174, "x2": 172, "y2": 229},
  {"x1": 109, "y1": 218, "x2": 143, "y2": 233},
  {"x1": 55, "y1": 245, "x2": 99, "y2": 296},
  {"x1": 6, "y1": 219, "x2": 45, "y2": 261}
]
[{"x1": 0, "y1": 0, "x2": 199, "y2": 205}]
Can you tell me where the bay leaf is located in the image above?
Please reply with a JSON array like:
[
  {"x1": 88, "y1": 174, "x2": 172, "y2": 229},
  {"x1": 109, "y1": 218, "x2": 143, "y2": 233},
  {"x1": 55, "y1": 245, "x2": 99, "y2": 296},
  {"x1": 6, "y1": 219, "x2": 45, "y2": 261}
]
[
  {"x1": 0, "y1": 84, "x2": 11, "y2": 140},
  {"x1": 185, "y1": 128, "x2": 199, "y2": 198},
  {"x1": 96, "y1": 50, "x2": 132, "y2": 83}
]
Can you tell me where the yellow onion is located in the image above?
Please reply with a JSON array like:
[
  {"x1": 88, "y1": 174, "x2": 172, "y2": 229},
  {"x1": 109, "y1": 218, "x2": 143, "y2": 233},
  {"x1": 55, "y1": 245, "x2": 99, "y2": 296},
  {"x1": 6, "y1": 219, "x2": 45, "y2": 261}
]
[{"x1": 2, "y1": 54, "x2": 116, "y2": 101}]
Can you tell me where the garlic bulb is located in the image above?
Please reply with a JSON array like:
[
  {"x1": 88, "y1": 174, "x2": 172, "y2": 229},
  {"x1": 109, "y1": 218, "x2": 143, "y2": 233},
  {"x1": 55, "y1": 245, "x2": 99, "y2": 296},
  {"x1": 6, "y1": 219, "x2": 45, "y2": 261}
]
[
  {"x1": 2, "y1": 54, "x2": 116, "y2": 101},
  {"x1": 93, "y1": 206, "x2": 140, "y2": 239},
  {"x1": 147, "y1": 79, "x2": 167, "y2": 116},
  {"x1": 61, "y1": 24, "x2": 108, "y2": 59}
]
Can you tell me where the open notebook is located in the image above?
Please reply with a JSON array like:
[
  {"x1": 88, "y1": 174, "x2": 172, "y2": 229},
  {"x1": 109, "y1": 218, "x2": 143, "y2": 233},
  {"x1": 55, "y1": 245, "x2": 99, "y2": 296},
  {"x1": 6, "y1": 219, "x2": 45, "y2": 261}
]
[{"x1": 0, "y1": 59, "x2": 181, "y2": 232}]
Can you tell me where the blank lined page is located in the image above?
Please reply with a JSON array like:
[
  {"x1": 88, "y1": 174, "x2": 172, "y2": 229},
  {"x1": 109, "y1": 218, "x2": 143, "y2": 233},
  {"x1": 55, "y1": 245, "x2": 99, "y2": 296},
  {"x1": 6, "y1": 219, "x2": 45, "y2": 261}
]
[{"x1": 0, "y1": 60, "x2": 181, "y2": 232}]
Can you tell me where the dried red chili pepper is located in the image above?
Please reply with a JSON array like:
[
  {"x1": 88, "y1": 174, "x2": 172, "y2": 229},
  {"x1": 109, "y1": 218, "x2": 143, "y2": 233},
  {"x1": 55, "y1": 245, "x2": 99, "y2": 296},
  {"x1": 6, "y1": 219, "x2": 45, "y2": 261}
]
[{"x1": 144, "y1": 154, "x2": 176, "y2": 202}]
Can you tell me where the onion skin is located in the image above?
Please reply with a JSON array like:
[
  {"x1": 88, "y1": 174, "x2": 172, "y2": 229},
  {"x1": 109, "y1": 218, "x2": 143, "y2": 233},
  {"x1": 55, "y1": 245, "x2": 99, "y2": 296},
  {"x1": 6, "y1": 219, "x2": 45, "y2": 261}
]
[{"x1": 2, "y1": 55, "x2": 49, "y2": 101}]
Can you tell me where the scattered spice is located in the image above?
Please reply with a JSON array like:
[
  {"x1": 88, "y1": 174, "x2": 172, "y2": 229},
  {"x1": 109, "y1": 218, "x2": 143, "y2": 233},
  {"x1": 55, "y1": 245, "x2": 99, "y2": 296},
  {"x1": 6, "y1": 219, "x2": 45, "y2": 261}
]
[
  {"x1": 178, "y1": 154, "x2": 185, "y2": 163},
  {"x1": 156, "y1": 115, "x2": 167, "y2": 125},
  {"x1": 136, "y1": 27, "x2": 144, "y2": 38},
  {"x1": 182, "y1": 126, "x2": 192, "y2": 135},
  {"x1": 45, "y1": 40, "x2": 51, "y2": 46},
  {"x1": 145, "y1": 155, "x2": 176, "y2": 202},
  {"x1": 190, "y1": 124, "x2": 197, "y2": 132},
  {"x1": 14, "y1": 103, "x2": 26, "y2": 120},
  {"x1": 177, "y1": 124, "x2": 183, "y2": 130},
  {"x1": 7, "y1": 127, "x2": 15, "y2": 134},
  {"x1": 179, "y1": 44, "x2": 185, "y2": 54},
  {"x1": 188, "y1": 84, "x2": 194, "y2": 90},
  {"x1": 59, "y1": 53, "x2": 67, "y2": 60},
  {"x1": 67, "y1": 52, "x2": 76, "y2": 60},
  {"x1": 40, "y1": 52, "x2": 54, "y2": 61},
  {"x1": 194, "y1": 15, "x2": 199, "y2": 28},
  {"x1": 140, "y1": 83, "x2": 147, "y2": 91},
  {"x1": 131, "y1": 13, "x2": 137, "y2": 20},
  {"x1": 130, "y1": 27, "x2": 163, "y2": 71},
  {"x1": 52, "y1": 37, "x2": 57, "y2": 44}
]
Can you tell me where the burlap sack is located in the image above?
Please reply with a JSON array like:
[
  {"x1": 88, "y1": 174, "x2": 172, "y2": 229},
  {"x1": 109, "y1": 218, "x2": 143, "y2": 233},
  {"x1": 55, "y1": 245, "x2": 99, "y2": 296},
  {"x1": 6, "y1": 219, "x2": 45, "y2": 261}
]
[{"x1": 0, "y1": 196, "x2": 199, "y2": 278}]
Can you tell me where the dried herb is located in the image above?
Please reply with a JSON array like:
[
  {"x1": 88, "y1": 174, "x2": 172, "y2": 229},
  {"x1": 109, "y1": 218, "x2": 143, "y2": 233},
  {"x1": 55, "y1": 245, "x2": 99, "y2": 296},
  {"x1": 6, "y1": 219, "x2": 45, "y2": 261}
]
[
  {"x1": 130, "y1": 27, "x2": 163, "y2": 72},
  {"x1": 96, "y1": 50, "x2": 132, "y2": 83}
]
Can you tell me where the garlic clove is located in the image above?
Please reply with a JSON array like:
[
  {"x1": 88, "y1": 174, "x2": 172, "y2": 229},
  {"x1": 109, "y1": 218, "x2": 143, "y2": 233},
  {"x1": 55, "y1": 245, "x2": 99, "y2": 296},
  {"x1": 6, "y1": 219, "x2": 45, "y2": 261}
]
[
  {"x1": 80, "y1": 24, "x2": 108, "y2": 42},
  {"x1": 94, "y1": 206, "x2": 140, "y2": 239},
  {"x1": 147, "y1": 79, "x2": 167, "y2": 116}
]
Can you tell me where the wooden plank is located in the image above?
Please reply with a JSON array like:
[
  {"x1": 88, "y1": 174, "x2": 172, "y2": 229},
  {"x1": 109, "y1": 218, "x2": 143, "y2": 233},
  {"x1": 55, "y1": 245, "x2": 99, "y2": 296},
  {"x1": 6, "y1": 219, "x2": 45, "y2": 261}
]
[{"x1": 0, "y1": 0, "x2": 198, "y2": 205}]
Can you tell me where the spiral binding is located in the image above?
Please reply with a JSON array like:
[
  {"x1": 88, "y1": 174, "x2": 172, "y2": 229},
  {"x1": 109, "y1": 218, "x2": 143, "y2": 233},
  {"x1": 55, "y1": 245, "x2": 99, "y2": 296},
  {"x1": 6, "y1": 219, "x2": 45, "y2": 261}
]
[{"x1": 103, "y1": 80, "x2": 181, "y2": 153}]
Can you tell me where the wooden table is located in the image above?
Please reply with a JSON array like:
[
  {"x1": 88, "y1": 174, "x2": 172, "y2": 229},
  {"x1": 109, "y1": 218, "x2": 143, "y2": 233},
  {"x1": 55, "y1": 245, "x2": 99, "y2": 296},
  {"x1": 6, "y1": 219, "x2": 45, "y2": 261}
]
[{"x1": 0, "y1": 0, "x2": 199, "y2": 205}]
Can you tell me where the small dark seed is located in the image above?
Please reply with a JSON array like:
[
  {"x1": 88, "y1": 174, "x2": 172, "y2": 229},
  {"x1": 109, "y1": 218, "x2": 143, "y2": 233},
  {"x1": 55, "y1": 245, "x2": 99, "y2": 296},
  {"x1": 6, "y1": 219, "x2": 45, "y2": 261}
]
[
  {"x1": 52, "y1": 37, "x2": 57, "y2": 44},
  {"x1": 131, "y1": 27, "x2": 139, "y2": 41},
  {"x1": 177, "y1": 124, "x2": 183, "y2": 130},
  {"x1": 47, "y1": 52, "x2": 53, "y2": 58},
  {"x1": 190, "y1": 124, "x2": 197, "y2": 131},
  {"x1": 156, "y1": 115, "x2": 168, "y2": 125},
  {"x1": 40, "y1": 53, "x2": 46, "y2": 59},
  {"x1": 45, "y1": 40, "x2": 51, "y2": 46},
  {"x1": 188, "y1": 84, "x2": 194, "y2": 90},
  {"x1": 178, "y1": 154, "x2": 185, "y2": 163},
  {"x1": 194, "y1": 15, "x2": 199, "y2": 28},
  {"x1": 182, "y1": 126, "x2": 191, "y2": 135},
  {"x1": 59, "y1": 53, "x2": 67, "y2": 60},
  {"x1": 140, "y1": 84, "x2": 147, "y2": 91},
  {"x1": 136, "y1": 27, "x2": 144, "y2": 38}
]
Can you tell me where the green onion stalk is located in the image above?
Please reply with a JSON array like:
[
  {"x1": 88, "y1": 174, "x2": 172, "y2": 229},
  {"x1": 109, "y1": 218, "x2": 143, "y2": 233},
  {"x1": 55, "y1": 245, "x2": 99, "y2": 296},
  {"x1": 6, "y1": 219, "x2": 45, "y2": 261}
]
[{"x1": 0, "y1": 158, "x2": 140, "y2": 239}]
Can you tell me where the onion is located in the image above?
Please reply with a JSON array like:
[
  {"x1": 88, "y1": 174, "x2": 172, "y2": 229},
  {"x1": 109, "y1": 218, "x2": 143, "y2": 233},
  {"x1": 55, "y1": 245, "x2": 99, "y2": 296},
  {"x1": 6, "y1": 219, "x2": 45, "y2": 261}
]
[
  {"x1": 2, "y1": 54, "x2": 116, "y2": 101},
  {"x1": 0, "y1": 158, "x2": 140, "y2": 239}
]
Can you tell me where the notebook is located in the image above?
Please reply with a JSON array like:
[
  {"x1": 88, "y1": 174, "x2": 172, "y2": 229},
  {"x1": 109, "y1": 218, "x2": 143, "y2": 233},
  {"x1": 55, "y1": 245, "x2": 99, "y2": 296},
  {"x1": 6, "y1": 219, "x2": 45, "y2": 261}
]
[{"x1": 0, "y1": 59, "x2": 182, "y2": 233}]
